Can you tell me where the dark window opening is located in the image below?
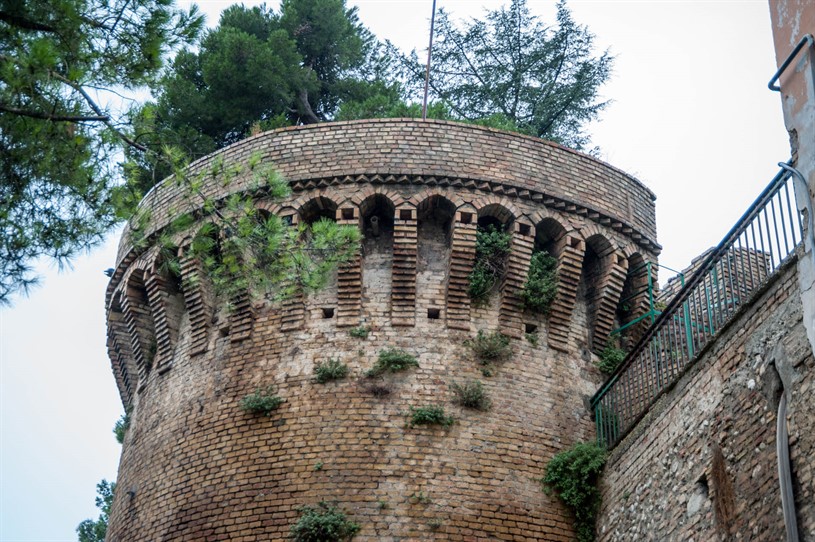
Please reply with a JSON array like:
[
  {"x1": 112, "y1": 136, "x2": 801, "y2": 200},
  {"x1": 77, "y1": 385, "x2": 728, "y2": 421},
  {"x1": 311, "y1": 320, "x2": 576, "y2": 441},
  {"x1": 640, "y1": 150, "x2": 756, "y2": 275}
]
[{"x1": 427, "y1": 308, "x2": 441, "y2": 319}]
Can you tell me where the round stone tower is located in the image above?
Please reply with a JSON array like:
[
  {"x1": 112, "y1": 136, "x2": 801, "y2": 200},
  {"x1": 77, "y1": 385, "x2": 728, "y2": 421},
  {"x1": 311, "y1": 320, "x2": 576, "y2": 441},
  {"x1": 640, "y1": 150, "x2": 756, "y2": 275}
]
[{"x1": 104, "y1": 119, "x2": 658, "y2": 541}]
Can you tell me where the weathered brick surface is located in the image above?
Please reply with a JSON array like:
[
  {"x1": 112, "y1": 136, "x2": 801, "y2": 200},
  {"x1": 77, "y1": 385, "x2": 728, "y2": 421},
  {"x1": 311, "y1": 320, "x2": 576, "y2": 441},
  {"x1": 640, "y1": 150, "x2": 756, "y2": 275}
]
[
  {"x1": 105, "y1": 121, "x2": 660, "y2": 540},
  {"x1": 598, "y1": 260, "x2": 815, "y2": 541}
]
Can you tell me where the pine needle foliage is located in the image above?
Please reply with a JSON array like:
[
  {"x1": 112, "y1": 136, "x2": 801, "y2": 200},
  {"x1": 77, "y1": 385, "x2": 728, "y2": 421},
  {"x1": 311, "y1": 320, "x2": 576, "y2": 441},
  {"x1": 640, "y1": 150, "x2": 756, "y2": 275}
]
[
  {"x1": 542, "y1": 442, "x2": 607, "y2": 542},
  {"x1": 126, "y1": 152, "x2": 361, "y2": 306}
]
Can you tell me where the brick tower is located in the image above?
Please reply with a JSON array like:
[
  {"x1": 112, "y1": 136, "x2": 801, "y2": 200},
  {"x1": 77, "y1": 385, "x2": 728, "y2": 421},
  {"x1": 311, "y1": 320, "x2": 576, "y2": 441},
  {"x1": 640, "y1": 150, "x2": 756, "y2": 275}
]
[{"x1": 104, "y1": 119, "x2": 658, "y2": 540}]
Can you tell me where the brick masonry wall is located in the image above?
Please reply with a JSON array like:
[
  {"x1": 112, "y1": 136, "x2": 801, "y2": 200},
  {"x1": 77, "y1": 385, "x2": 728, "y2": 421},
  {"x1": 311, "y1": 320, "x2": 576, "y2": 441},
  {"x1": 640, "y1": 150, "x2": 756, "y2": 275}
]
[
  {"x1": 105, "y1": 121, "x2": 661, "y2": 540},
  {"x1": 598, "y1": 259, "x2": 815, "y2": 541}
]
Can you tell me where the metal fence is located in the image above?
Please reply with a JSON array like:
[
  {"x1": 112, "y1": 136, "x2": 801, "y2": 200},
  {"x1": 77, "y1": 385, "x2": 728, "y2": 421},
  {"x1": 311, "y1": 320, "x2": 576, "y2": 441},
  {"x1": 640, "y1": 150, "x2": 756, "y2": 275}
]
[{"x1": 591, "y1": 163, "x2": 804, "y2": 448}]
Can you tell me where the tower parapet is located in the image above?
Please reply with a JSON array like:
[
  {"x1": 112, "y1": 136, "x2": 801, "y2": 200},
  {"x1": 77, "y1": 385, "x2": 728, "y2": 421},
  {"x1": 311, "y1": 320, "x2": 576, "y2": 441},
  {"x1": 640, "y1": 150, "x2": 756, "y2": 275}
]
[{"x1": 105, "y1": 119, "x2": 658, "y2": 541}]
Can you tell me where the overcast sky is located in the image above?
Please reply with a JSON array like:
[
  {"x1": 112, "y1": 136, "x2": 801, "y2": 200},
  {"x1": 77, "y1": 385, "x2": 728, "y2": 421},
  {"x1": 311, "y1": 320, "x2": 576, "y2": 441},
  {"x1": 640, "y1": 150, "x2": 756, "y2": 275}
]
[{"x1": 0, "y1": 1, "x2": 790, "y2": 540}]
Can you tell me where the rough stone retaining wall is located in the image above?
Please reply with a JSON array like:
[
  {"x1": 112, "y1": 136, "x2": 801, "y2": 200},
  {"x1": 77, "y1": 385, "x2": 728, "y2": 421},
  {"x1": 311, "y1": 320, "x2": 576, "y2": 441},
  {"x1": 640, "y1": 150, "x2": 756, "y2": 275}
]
[{"x1": 598, "y1": 258, "x2": 815, "y2": 541}]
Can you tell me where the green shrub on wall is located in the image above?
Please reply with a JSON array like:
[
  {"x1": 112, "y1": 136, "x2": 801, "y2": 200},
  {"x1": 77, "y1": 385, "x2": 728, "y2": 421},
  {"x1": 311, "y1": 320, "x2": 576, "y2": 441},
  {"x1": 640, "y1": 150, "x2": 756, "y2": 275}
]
[
  {"x1": 290, "y1": 501, "x2": 360, "y2": 542},
  {"x1": 468, "y1": 225, "x2": 511, "y2": 301},
  {"x1": 467, "y1": 330, "x2": 511, "y2": 365},
  {"x1": 542, "y1": 442, "x2": 607, "y2": 542},
  {"x1": 596, "y1": 343, "x2": 626, "y2": 374},
  {"x1": 408, "y1": 405, "x2": 455, "y2": 428},
  {"x1": 366, "y1": 348, "x2": 419, "y2": 377},
  {"x1": 314, "y1": 358, "x2": 349, "y2": 383},
  {"x1": 521, "y1": 250, "x2": 558, "y2": 314},
  {"x1": 451, "y1": 380, "x2": 491, "y2": 411},
  {"x1": 239, "y1": 386, "x2": 283, "y2": 416}
]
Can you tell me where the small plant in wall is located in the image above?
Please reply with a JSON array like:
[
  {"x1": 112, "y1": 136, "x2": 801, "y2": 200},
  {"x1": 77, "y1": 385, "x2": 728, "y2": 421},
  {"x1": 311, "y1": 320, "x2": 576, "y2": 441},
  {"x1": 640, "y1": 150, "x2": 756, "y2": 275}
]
[
  {"x1": 290, "y1": 501, "x2": 360, "y2": 542},
  {"x1": 542, "y1": 442, "x2": 607, "y2": 542},
  {"x1": 113, "y1": 408, "x2": 132, "y2": 444},
  {"x1": 348, "y1": 325, "x2": 370, "y2": 339},
  {"x1": 450, "y1": 380, "x2": 491, "y2": 411},
  {"x1": 314, "y1": 358, "x2": 349, "y2": 383},
  {"x1": 468, "y1": 224, "x2": 512, "y2": 303},
  {"x1": 366, "y1": 348, "x2": 419, "y2": 377},
  {"x1": 596, "y1": 342, "x2": 626, "y2": 375},
  {"x1": 239, "y1": 385, "x2": 283, "y2": 416},
  {"x1": 521, "y1": 250, "x2": 558, "y2": 314},
  {"x1": 408, "y1": 405, "x2": 455, "y2": 428},
  {"x1": 467, "y1": 330, "x2": 511, "y2": 367}
]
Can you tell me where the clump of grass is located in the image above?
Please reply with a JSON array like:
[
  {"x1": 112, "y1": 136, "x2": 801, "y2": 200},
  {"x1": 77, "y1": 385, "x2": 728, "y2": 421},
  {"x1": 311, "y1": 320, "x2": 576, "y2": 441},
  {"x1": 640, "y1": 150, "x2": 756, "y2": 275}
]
[
  {"x1": 451, "y1": 380, "x2": 491, "y2": 411},
  {"x1": 467, "y1": 330, "x2": 511, "y2": 365},
  {"x1": 408, "y1": 405, "x2": 454, "y2": 428},
  {"x1": 314, "y1": 358, "x2": 349, "y2": 383},
  {"x1": 239, "y1": 386, "x2": 283, "y2": 416},
  {"x1": 348, "y1": 326, "x2": 370, "y2": 339},
  {"x1": 366, "y1": 348, "x2": 418, "y2": 377},
  {"x1": 290, "y1": 501, "x2": 360, "y2": 542}
]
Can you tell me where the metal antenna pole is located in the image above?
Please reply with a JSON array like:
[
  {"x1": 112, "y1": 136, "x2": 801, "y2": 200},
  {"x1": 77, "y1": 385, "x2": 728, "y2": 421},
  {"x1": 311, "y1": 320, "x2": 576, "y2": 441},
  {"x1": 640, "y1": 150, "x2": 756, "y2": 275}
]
[{"x1": 422, "y1": 0, "x2": 438, "y2": 120}]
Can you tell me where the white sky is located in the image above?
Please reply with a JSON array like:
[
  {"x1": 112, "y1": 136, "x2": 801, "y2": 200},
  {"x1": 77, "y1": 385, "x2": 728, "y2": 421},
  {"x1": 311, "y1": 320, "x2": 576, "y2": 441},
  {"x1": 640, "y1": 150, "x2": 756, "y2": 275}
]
[{"x1": 0, "y1": 1, "x2": 790, "y2": 540}]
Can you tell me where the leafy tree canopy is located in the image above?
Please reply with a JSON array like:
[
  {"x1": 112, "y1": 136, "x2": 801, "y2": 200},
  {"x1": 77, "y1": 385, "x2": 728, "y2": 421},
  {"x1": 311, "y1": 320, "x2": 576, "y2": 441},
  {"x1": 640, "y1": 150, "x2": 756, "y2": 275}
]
[
  {"x1": 0, "y1": 0, "x2": 203, "y2": 304},
  {"x1": 76, "y1": 479, "x2": 115, "y2": 542},
  {"x1": 394, "y1": 0, "x2": 612, "y2": 150}
]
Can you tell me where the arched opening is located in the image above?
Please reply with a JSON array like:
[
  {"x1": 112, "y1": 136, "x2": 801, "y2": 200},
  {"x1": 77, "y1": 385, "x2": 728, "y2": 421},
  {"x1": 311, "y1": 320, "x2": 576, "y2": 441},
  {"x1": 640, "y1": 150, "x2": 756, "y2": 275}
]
[
  {"x1": 468, "y1": 204, "x2": 514, "y2": 319},
  {"x1": 299, "y1": 196, "x2": 337, "y2": 225},
  {"x1": 292, "y1": 200, "x2": 340, "y2": 322},
  {"x1": 522, "y1": 218, "x2": 566, "y2": 317},
  {"x1": 534, "y1": 218, "x2": 566, "y2": 257},
  {"x1": 360, "y1": 194, "x2": 395, "y2": 321},
  {"x1": 577, "y1": 234, "x2": 614, "y2": 351},
  {"x1": 417, "y1": 196, "x2": 456, "y2": 321}
]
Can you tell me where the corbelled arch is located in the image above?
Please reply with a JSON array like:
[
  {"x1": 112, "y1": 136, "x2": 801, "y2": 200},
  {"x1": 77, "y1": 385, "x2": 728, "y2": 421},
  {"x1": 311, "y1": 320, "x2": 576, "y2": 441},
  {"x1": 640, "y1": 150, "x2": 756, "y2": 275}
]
[
  {"x1": 616, "y1": 251, "x2": 652, "y2": 348},
  {"x1": 107, "y1": 289, "x2": 137, "y2": 408},
  {"x1": 296, "y1": 195, "x2": 340, "y2": 225},
  {"x1": 499, "y1": 213, "x2": 536, "y2": 338},
  {"x1": 147, "y1": 246, "x2": 186, "y2": 373},
  {"x1": 580, "y1": 233, "x2": 628, "y2": 352},
  {"x1": 120, "y1": 257, "x2": 159, "y2": 389}
]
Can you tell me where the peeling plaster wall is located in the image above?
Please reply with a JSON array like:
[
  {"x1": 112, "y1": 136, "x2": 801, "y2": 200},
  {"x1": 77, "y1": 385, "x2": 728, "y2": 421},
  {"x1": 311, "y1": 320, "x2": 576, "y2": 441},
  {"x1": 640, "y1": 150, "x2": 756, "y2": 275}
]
[{"x1": 769, "y1": 0, "x2": 815, "y2": 354}]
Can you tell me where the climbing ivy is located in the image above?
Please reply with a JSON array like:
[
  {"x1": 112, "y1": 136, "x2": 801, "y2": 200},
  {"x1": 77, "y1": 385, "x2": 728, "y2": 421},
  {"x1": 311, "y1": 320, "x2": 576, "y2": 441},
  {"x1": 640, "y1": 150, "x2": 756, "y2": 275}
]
[{"x1": 542, "y1": 442, "x2": 607, "y2": 542}]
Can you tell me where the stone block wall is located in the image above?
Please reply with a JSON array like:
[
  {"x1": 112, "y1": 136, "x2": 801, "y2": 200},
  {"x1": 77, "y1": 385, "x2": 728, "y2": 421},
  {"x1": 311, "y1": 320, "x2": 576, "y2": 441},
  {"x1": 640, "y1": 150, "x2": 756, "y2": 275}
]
[{"x1": 598, "y1": 258, "x2": 815, "y2": 541}]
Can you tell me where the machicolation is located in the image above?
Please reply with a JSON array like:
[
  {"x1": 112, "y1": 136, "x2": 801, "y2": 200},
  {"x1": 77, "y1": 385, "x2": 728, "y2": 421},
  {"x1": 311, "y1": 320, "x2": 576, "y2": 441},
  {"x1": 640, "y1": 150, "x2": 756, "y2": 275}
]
[{"x1": 105, "y1": 119, "x2": 660, "y2": 540}]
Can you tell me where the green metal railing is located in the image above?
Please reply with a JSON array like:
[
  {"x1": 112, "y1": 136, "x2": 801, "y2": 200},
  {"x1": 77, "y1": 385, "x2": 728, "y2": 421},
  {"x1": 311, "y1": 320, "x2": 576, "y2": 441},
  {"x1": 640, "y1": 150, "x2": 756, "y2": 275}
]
[{"x1": 591, "y1": 163, "x2": 804, "y2": 448}]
